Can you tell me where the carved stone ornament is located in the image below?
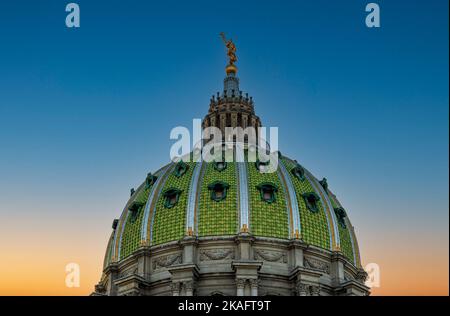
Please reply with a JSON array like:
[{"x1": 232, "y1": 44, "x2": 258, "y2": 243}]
[
  {"x1": 184, "y1": 281, "x2": 194, "y2": 291},
  {"x1": 119, "y1": 267, "x2": 138, "y2": 278},
  {"x1": 296, "y1": 282, "x2": 308, "y2": 296},
  {"x1": 199, "y1": 248, "x2": 235, "y2": 261},
  {"x1": 236, "y1": 278, "x2": 246, "y2": 289},
  {"x1": 304, "y1": 257, "x2": 330, "y2": 274},
  {"x1": 253, "y1": 249, "x2": 287, "y2": 263},
  {"x1": 249, "y1": 279, "x2": 259, "y2": 288},
  {"x1": 345, "y1": 272, "x2": 355, "y2": 281},
  {"x1": 152, "y1": 253, "x2": 182, "y2": 270},
  {"x1": 171, "y1": 282, "x2": 181, "y2": 293},
  {"x1": 309, "y1": 285, "x2": 321, "y2": 296}
]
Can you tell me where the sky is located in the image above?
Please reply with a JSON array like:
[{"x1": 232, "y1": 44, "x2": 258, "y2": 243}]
[{"x1": 0, "y1": 0, "x2": 448, "y2": 295}]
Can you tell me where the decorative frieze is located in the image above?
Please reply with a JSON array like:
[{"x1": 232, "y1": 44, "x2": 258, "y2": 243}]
[
  {"x1": 304, "y1": 257, "x2": 330, "y2": 274},
  {"x1": 254, "y1": 249, "x2": 287, "y2": 263},
  {"x1": 199, "y1": 248, "x2": 235, "y2": 261},
  {"x1": 118, "y1": 266, "x2": 138, "y2": 278},
  {"x1": 152, "y1": 253, "x2": 182, "y2": 270}
]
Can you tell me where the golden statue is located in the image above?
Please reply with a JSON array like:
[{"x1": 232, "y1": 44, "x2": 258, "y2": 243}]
[{"x1": 220, "y1": 32, "x2": 238, "y2": 74}]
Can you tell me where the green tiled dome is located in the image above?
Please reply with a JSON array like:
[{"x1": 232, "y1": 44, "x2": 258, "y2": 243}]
[
  {"x1": 94, "y1": 41, "x2": 372, "y2": 297},
  {"x1": 106, "y1": 154, "x2": 362, "y2": 268},
  {"x1": 102, "y1": 60, "x2": 363, "y2": 274}
]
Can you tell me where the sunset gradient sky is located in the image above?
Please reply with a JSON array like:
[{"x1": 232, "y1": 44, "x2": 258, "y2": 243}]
[{"x1": 0, "y1": 0, "x2": 448, "y2": 295}]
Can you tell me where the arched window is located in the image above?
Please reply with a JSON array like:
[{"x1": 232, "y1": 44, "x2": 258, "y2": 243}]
[
  {"x1": 208, "y1": 181, "x2": 230, "y2": 202},
  {"x1": 162, "y1": 188, "x2": 182, "y2": 209},
  {"x1": 256, "y1": 182, "x2": 278, "y2": 204},
  {"x1": 302, "y1": 192, "x2": 320, "y2": 213}
]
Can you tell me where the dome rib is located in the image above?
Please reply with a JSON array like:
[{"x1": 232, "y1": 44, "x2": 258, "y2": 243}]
[
  {"x1": 112, "y1": 182, "x2": 145, "y2": 261},
  {"x1": 328, "y1": 191, "x2": 359, "y2": 266},
  {"x1": 236, "y1": 160, "x2": 250, "y2": 232},
  {"x1": 304, "y1": 169, "x2": 341, "y2": 251},
  {"x1": 278, "y1": 159, "x2": 301, "y2": 239},
  {"x1": 151, "y1": 162, "x2": 196, "y2": 245},
  {"x1": 280, "y1": 157, "x2": 332, "y2": 250},
  {"x1": 185, "y1": 161, "x2": 205, "y2": 236},
  {"x1": 140, "y1": 163, "x2": 174, "y2": 244}
]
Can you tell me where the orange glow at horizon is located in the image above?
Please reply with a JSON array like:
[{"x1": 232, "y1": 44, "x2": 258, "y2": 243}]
[{"x1": 0, "y1": 213, "x2": 448, "y2": 296}]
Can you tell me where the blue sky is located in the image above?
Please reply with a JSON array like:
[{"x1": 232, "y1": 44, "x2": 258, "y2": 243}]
[{"x1": 0, "y1": 0, "x2": 448, "y2": 294}]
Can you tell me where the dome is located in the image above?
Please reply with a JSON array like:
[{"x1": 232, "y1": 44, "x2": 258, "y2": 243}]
[
  {"x1": 93, "y1": 38, "x2": 369, "y2": 296},
  {"x1": 106, "y1": 156, "x2": 361, "y2": 263}
]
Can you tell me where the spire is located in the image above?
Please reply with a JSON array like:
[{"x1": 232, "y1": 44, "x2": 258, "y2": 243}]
[{"x1": 201, "y1": 34, "x2": 261, "y2": 136}]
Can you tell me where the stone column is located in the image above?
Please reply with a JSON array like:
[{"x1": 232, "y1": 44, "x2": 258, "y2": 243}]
[
  {"x1": 310, "y1": 285, "x2": 321, "y2": 296},
  {"x1": 236, "y1": 278, "x2": 246, "y2": 296},
  {"x1": 250, "y1": 279, "x2": 259, "y2": 296},
  {"x1": 331, "y1": 252, "x2": 346, "y2": 285},
  {"x1": 105, "y1": 263, "x2": 119, "y2": 296},
  {"x1": 134, "y1": 247, "x2": 151, "y2": 280},
  {"x1": 185, "y1": 281, "x2": 194, "y2": 296},
  {"x1": 180, "y1": 236, "x2": 197, "y2": 265},
  {"x1": 235, "y1": 234, "x2": 254, "y2": 260},
  {"x1": 171, "y1": 282, "x2": 181, "y2": 296},
  {"x1": 296, "y1": 282, "x2": 308, "y2": 296},
  {"x1": 289, "y1": 240, "x2": 307, "y2": 268}
]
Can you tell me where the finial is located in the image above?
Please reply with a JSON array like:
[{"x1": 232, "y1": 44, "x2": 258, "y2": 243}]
[{"x1": 220, "y1": 32, "x2": 238, "y2": 74}]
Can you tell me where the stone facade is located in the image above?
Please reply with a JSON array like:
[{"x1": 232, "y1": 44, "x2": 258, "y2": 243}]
[{"x1": 93, "y1": 234, "x2": 369, "y2": 296}]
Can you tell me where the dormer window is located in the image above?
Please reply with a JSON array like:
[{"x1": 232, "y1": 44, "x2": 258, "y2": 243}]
[
  {"x1": 302, "y1": 192, "x2": 320, "y2": 213},
  {"x1": 174, "y1": 161, "x2": 189, "y2": 178},
  {"x1": 334, "y1": 207, "x2": 347, "y2": 228},
  {"x1": 145, "y1": 172, "x2": 157, "y2": 189},
  {"x1": 213, "y1": 161, "x2": 227, "y2": 172},
  {"x1": 162, "y1": 188, "x2": 182, "y2": 209},
  {"x1": 128, "y1": 201, "x2": 144, "y2": 222},
  {"x1": 291, "y1": 165, "x2": 305, "y2": 181},
  {"x1": 319, "y1": 178, "x2": 328, "y2": 193},
  {"x1": 256, "y1": 182, "x2": 278, "y2": 204},
  {"x1": 208, "y1": 181, "x2": 230, "y2": 202}
]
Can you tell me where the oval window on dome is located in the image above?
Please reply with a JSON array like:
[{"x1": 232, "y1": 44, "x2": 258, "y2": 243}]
[
  {"x1": 302, "y1": 192, "x2": 320, "y2": 213},
  {"x1": 208, "y1": 181, "x2": 230, "y2": 202},
  {"x1": 213, "y1": 161, "x2": 227, "y2": 172},
  {"x1": 255, "y1": 159, "x2": 270, "y2": 173},
  {"x1": 256, "y1": 182, "x2": 278, "y2": 204},
  {"x1": 162, "y1": 188, "x2": 182, "y2": 209}
]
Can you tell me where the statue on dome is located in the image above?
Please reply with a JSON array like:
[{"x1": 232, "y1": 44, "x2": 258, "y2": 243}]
[{"x1": 220, "y1": 32, "x2": 237, "y2": 66}]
